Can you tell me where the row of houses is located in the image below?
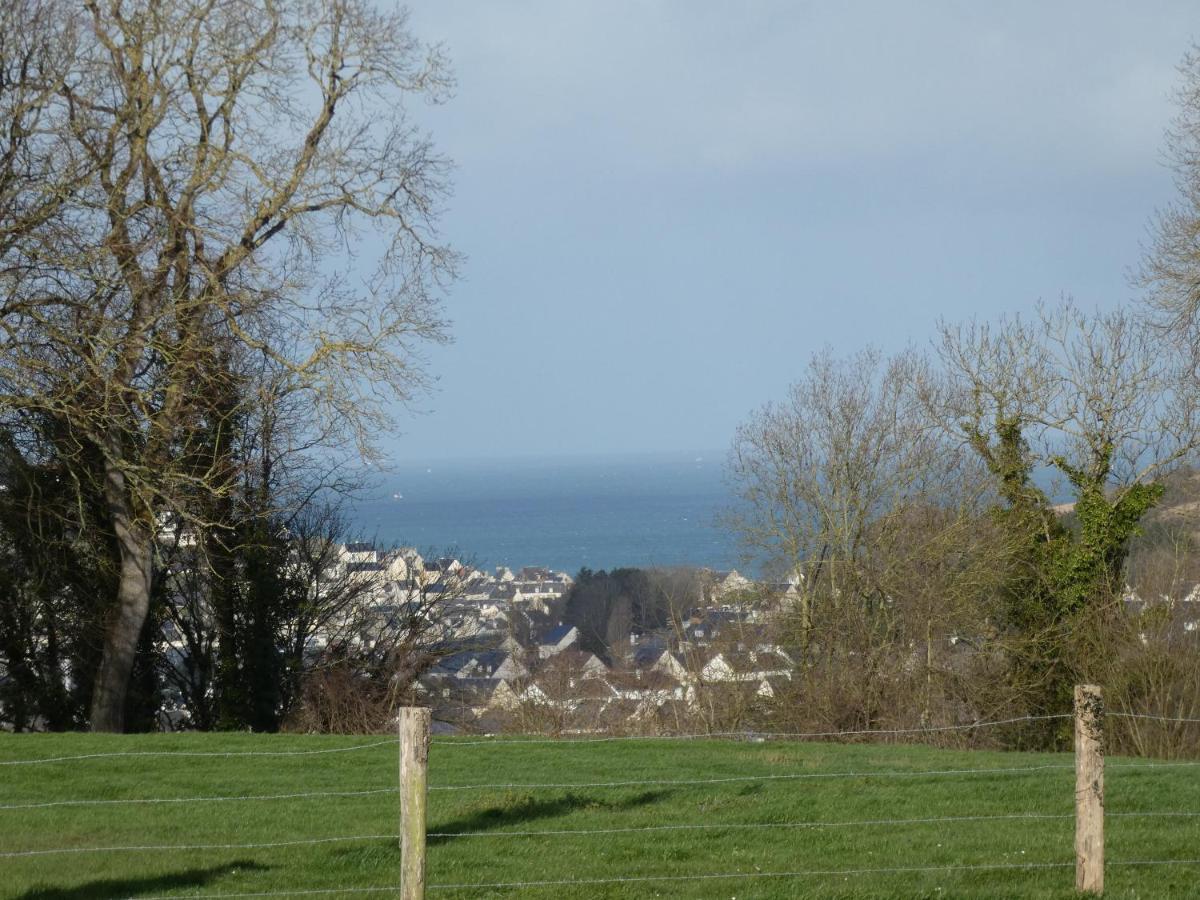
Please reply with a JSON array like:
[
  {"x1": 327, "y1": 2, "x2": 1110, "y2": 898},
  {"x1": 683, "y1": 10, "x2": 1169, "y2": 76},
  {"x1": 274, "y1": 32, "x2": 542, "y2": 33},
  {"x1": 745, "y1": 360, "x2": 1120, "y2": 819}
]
[
  {"x1": 327, "y1": 546, "x2": 1200, "y2": 734},
  {"x1": 414, "y1": 607, "x2": 800, "y2": 731},
  {"x1": 314, "y1": 542, "x2": 812, "y2": 731},
  {"x1": 337, "y1": 544, "x2": 573, "y2": 607}
]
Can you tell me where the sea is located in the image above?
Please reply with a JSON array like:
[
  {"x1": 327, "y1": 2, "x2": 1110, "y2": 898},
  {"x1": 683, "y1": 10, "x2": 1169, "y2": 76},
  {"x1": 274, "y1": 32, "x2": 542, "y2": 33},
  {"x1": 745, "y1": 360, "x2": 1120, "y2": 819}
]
[{"x1": 346, "y1": 452, "x2": 742, "y2": 576}]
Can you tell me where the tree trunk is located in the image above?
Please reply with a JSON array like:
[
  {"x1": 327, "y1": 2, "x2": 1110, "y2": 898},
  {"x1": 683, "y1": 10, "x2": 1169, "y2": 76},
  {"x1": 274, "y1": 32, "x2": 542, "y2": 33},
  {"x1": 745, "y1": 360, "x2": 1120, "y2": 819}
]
[
  {"x1": 923, "y1": 617, "x2": 933, "y2": 725},
  {"x1": 90, "y1": 459, "x2": 154, "y2": 732},
  {"x1": 0, "y1": 596, "x2": 32, "y2": 731},
  {"x1": 210, "y1": 521, "x2": 244, "y2": 730}
]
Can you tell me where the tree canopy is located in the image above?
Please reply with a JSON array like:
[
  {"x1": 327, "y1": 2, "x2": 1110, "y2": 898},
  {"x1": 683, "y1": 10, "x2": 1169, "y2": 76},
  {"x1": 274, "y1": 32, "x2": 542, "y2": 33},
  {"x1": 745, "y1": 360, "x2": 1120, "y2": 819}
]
[{"x1": 0, "y1": 0, "x2": 456, "y2": 730}]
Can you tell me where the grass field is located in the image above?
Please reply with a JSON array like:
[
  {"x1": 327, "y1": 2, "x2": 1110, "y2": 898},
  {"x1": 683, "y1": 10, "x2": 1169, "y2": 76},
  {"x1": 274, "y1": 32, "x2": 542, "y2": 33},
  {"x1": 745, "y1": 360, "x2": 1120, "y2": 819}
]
[{"x1": 2, "y1": 732, "x2": 1199, "y2": 899}]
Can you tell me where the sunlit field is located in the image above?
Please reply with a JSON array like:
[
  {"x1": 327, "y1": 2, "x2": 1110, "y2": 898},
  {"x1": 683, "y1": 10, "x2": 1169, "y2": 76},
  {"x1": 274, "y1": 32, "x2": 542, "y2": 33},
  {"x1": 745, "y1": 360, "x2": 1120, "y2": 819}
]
[{"x1": 2, "y1": 733, "x2": 1199, "y2": 899}]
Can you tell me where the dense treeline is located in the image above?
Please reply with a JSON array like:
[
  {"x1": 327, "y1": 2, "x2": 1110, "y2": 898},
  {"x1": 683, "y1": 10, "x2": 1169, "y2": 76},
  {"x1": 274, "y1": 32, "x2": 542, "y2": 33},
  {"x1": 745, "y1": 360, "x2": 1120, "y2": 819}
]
[
  {"x1": 0, "y1": 397, "x2": 376, "y2": 732},
  {"x1": 0, "y1": 0, "x2": 455, "y2": 731},
  {"x1": 563, "y1": 567, "x2": 702, "y2": 662},
  {"x1": 0, "y1": 392, "x2": 462, "y2": 733}
]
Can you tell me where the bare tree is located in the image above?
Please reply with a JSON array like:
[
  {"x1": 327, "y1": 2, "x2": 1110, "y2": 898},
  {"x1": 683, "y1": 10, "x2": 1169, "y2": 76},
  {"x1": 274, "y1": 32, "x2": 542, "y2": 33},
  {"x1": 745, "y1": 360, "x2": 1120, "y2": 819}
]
[
  {"x1": 285, "y1": 545, "x2": 472, "y2": 734},
  {"x1": 726, "y1": 347, "x2": 1015, "y2": 734},
  {"x1": 727, "y1": 347, "x2": 989, "y2": 644},
  {"x1": 936, "y1": 301, "x2": 1200, "y2": 615},
  {"x1": 0, "y1": 0, "x2": 456, "y2": 730},
  {"x1": 0, "y1": 2, "x2": 80, "y2": 260},
  {"x1": 1140, "y1": 45, "x2": 1200, "y2": 340},
  {"x1": 930, "y1": 301, "x2": 1200, "y2": 740}
]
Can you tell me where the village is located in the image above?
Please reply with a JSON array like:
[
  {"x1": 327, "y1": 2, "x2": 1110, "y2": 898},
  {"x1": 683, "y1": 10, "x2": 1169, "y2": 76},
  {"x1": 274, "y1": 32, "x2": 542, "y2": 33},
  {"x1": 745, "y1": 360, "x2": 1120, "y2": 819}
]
[{"x1": 325, "y1": 542, "x2": 805, "y2": 734}]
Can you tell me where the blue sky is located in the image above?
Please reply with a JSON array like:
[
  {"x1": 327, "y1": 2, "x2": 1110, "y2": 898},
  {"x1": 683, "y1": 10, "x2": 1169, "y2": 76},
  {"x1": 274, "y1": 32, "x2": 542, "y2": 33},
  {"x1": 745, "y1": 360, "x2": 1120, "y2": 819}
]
[{"x1": 387, "y1": 1, "x2": 1196, "y2": 462}]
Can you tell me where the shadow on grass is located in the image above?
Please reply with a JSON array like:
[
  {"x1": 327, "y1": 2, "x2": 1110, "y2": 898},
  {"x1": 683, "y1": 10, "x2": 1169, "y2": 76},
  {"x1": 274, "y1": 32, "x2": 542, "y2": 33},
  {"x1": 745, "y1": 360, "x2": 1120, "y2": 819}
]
[
  {"x1": 428, "y1": 789, "x2": 672, "y2": 844},
  {"x1": 16, "y1": 860, "x2": 267, "y2": 900}
]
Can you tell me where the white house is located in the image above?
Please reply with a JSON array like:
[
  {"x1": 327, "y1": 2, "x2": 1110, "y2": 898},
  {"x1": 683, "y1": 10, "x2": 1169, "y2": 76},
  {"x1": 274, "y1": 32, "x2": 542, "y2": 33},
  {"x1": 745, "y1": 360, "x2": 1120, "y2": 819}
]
[
  {"x1": 700, "y1": 650, "x2": 792, "y2": 684},
  {"x1": 382, "y1": 547, "x2": 422, "y2": 582}
]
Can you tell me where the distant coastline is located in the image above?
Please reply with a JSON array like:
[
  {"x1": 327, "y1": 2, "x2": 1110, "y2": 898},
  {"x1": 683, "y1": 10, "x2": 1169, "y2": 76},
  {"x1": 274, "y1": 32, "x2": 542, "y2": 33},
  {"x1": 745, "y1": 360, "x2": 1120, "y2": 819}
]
[{"x1": 346, "y1": 452, "x2": 741, "y2": 574}]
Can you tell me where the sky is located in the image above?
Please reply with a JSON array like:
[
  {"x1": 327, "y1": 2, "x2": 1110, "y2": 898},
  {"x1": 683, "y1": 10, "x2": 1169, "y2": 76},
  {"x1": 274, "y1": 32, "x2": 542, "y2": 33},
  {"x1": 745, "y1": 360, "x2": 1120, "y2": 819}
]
[{"x1": 385, "y1": 1, "x2": 1197, "y2": 463}]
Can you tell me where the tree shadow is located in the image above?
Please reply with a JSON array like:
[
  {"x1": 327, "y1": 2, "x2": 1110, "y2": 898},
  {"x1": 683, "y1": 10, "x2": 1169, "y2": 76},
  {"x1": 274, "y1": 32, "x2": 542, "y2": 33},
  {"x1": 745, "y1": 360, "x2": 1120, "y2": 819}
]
[
  {"x1": 428, "y1": 789, "x2": 672, "y2": 844},
  {"x1": 16, "y1": 860, "x2": 268, "y2": 900}
]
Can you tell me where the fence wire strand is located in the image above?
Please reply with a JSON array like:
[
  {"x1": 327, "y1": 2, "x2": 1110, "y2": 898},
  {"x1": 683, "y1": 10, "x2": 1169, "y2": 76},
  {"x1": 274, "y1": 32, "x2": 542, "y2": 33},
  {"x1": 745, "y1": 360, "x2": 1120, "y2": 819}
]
[
  {"x1": 0, "y1": 834, "x2": 397, "y2": 859},
  {"x1": 426, "y1": 809, "x2": 1200, "y2": 839},
  {"x1": 0, "y1": 788, "x2": 397, "y2": 811},
  {"x1": 426, "y1": 860, "x2": 1078, "y2": 891},
  {"x1": 432, "y1": 713, "x2": 1074, "y2": 746},
  {"x1": 428, "y1": 812, "x2": 1076, "y2": 839},
  {"x1": 14, "y1": 809, "x2": 1199, "y2": 859},
  {"x1": 136, "y1": 889, "x2": 403, "y2": 899},
  {"x1": 429, "y1": 762, "x2": 1076, "y2": 792},
  {"x1": 1108, "y1": 712, "x2": 1200, "y2": 724},
  {"x1": 0, "y1": 739, "x2": 397, "y2": 766},
  {"x1": 1109, "y1": 761, "x2": 1200, "y2": 771}
]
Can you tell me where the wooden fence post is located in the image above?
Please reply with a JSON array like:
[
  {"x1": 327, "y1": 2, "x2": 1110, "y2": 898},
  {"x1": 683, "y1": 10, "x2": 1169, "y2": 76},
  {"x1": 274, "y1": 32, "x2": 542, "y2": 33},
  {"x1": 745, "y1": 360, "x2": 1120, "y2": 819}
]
[
  {"x1": 1075, "y1": 684, "x2": 1104, "y2": 895},
  {"x1": 399, "y1": 706, "x2": 431, "y2": 900}
]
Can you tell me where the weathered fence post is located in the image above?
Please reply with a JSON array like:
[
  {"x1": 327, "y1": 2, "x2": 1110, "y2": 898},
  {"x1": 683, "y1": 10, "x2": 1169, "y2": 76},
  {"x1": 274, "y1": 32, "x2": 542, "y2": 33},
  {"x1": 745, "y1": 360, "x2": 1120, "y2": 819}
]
[
  {"x1": 399, "y1": 706, "x2": 431, "y2": 900},
  {"x1": 1074, "y1": 684, "x2": 1104, "y2": 895}
]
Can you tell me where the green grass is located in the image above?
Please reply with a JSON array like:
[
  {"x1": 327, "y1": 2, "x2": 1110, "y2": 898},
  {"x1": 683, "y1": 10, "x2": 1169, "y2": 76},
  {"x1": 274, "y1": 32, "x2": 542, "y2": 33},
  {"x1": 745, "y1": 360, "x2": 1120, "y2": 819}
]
[{"x1": 1, "y1": 733, "x2": 1198, "y2": 899}]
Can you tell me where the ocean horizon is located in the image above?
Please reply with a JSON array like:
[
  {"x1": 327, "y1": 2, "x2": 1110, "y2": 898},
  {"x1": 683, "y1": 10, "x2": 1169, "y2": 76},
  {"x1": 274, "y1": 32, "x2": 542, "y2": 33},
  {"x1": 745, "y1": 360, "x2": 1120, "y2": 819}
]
[{"x1": 345, "y1": 451, "x2": 743, "y2": 575}]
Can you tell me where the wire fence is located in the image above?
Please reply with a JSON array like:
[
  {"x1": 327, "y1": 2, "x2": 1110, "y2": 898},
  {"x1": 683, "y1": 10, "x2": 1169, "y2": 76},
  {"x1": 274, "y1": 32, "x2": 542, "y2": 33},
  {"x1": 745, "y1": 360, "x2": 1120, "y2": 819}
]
[
  {"x1": 0, "y1": 738, "x2": 398, "y2": 766},
  {"x1": 3, "y1": 703, "x2": 1200, "y2": 897},
  {"x1": 4, "y1": 711, "x2": 1193, "y2": 764}
]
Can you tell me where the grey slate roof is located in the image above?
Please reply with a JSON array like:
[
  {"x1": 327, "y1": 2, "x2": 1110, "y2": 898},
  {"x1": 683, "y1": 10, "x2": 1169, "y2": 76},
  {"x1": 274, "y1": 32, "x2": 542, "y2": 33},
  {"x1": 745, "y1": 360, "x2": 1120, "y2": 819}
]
[{"x1": 541, "y1": 623, "x2": 576, "y2": 645}]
